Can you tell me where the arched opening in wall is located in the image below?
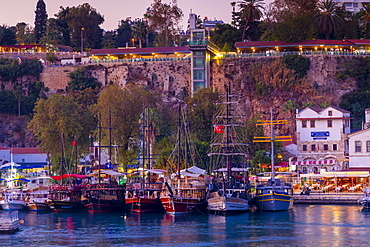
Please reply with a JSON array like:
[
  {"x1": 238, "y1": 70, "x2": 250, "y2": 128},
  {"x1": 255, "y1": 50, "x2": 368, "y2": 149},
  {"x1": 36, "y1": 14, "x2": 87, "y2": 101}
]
[
  {"x1": 302, "y1": 166, "x2": 308, "y2": 173},
  {"x1": 313, "y1": 167, "x2": 319, "y2": 174},
  {"x1": 323, "y1": 166, "x2": 327, "y2": 172}
]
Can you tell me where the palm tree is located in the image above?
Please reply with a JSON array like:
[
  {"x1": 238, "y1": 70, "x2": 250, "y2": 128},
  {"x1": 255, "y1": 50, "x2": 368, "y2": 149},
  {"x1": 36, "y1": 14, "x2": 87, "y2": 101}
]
[
  {"x1": 238, "y1": 0, "x2": 265, "y2": 41},
  {"x1": 313, "y1": 0, "x2": 343, "y2": 40},
  {"x1": 132, "y1": 20, "x2": 147, "y2": 48}
]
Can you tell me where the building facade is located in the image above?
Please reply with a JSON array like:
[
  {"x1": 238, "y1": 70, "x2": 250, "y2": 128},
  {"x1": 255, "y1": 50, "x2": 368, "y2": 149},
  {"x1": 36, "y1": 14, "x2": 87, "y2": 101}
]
[
  {"x1": 335, "y1": 0, "x2": 370, "y2": 13},
  {"x1": 292, "y1": 106, "x2": 351, "y2": 173}
]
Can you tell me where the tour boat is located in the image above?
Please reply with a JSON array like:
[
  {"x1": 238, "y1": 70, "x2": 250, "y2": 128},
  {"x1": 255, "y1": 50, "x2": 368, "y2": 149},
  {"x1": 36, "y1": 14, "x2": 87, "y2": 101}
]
[
  {"x1": 27, "y1": 190, "x2": 51, "y2": 211},
  {"x1": 83, "y1": 182, "x2": 126, "y2": 212},
  {"x1": 125, "y1": 182, "x2": 164, "y2": 213},
  {"x1": 254, "y1": 108, "x2": 294, "y2": 211},
  {"x1": 48, "y1": 185, "x2": 86, "y2": 211},
  {"x1": 207, "y1": 84, "x2": 251, "y2": 214},
  {"x1": 0, "y1": 191, "x2": 27, "y2": 211}
]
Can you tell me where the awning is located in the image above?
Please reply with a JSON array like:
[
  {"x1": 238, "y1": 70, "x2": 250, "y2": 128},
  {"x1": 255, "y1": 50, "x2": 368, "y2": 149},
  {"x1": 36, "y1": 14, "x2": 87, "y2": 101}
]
[
  {"x1": 291, "y1": 159, "x2": 336, "y2": 165},
  {"x1": 50, "y1": 174, "x2": 87, "y2": 180},
  {"x1": 181, "y1": 166, "x2": 206, "y2": 175},
  {"x1": 214, "y1": 168, "x2": 249, "y2": 172},
  {"x1": 146, "y1": 169, "x2": 166, "y2": 175}
]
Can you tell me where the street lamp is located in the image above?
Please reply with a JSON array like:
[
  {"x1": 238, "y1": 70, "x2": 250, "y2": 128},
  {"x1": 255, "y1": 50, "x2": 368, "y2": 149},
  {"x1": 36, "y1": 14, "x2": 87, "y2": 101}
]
[
  {"x1": 81, "y1": 28, "x2": 85, "y2": 55},
  {"x1": 132, "y1": 38, "x2": 135, "y2": 47}
]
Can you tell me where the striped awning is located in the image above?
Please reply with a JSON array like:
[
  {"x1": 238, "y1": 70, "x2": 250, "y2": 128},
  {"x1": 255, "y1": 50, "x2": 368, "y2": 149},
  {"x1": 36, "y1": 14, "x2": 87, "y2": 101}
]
[{"x1": 291, "y1": 159, "x2": 336, "y2": 165}]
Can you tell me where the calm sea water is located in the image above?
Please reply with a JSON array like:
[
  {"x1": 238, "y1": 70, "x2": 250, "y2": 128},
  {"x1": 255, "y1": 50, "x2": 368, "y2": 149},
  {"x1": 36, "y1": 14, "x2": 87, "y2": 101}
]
[{"x1": 1, "y1": 205, "x2": 370, "y2": 246}]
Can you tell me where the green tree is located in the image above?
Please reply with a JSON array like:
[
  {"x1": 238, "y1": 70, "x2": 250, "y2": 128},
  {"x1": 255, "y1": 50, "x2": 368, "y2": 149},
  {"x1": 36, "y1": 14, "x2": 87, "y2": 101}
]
[
  {"x1": 28, "y1": 94, "x2": 95, "y2": 165},
  {"x1": 55, "y1": 3, "x2": 104, "y2": 49},
  {"x1": 211, "y1": 23, "x2": 243, "y2": 52},
  {"x1": 357, "y1": 3, "x2": 370, "y2": 38},
  {"x1": 101, "y1": 30, "x2": 117, "y2": 49},
  {"x1": 0, "y1": 25, "x2": 16, "y2": 45},
  {"x1": 148, "y1": 0, "x2": 183, "y2": 47},
  {"x1": 281, "y1": 55, "x2": 311, "y2": 78},
  {"x1": 185, "y1": 88, "x2": 220, "y2": 143},
  {"x1": 67, "y1": 67, "x2": 100, "y2": 92},
  {"x1": 238, "y1": 0, "x2": 265, "y2": 41},
  {"x1": 116, "y1": 20, "x2": 133, "y2": 47},
  {"x1": 34, "y1": 0, "x2": 48, "y2": 43},
  {"x1": 313, "y1": 0, "x2": 343, "y2": 40}
]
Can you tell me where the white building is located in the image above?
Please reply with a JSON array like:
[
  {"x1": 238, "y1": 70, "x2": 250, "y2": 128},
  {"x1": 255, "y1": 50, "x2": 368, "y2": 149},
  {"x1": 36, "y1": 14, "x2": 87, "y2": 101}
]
[
  {"x1": 292, "y1": 106, "x2": 351, "y2": 173},
  {"x1": 348, "y1": 108, "x2": 370, "y2": 168},
  {"x1": 335, "y1": 0, "x2": 370, "y2": 13}
]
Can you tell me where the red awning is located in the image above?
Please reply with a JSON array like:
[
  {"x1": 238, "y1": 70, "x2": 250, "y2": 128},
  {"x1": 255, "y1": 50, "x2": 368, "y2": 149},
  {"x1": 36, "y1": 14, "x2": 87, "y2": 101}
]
[
  {"x1": 50, "y1": 174, "x2": 87, "y2": 180},
  {"x1": 291, "y1": 160, "x2": 336, "y2": 165}
]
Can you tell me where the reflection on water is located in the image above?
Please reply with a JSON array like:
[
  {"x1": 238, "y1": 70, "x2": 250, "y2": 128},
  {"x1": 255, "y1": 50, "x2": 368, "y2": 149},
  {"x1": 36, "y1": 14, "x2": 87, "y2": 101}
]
[{"x1": 0, "y1": 205, "x2": 369, "y2": 246}]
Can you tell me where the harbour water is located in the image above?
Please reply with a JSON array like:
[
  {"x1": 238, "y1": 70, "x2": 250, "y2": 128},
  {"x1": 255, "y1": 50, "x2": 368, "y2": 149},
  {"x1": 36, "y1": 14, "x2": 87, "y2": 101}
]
[{"x1": 1, "y1": 204, "x2": 370, "y2": 246}]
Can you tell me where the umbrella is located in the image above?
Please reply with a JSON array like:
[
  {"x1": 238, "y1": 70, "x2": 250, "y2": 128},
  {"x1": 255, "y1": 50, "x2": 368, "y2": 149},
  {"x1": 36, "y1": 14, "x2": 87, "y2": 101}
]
[{"x1": 0, "y1": 162, "x2": 21, "y2": 169}]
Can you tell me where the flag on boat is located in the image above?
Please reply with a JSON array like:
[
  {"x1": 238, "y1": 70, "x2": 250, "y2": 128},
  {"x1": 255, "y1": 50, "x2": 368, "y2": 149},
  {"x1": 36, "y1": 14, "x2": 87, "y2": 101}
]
[{"x1": 213, "y1": 125, "x2": 224, "y2": 134}]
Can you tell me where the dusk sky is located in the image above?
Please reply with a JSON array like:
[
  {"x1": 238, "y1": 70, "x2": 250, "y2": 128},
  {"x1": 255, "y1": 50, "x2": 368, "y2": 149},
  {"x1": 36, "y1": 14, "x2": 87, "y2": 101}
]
[{"x1": 0, "y1": 0, "x2": 273, "y2": 31}]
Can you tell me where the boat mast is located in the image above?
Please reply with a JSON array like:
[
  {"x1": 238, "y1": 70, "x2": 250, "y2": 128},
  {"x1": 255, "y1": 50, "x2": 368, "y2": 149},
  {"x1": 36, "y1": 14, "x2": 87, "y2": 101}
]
[
  {"x1": 270, "y1": 107, "x2": 275, "y2": 181},
  {"x1": 225, "y1": 83, "x2": 232, "y2": 180},
  {"x1": 177, "y1": 102, "x2": 181, "y2": 178}
]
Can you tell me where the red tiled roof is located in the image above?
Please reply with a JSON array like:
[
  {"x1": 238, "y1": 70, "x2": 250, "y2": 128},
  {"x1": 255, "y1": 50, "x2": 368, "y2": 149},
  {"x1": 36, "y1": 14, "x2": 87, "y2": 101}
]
[
  {"x1": 90, "y1": 46, "x2": 190, "y2": 56},
  {"x1": 346, "y1": 39, "x2": 370, "y2": 45},
  {"x1": 11, "y1": 147, "x2": 44, "y2": 154},
  {"x1": 0, "y1": 146, "x2": 9, "y2": 150},
  {"x1": 235, "y1": 39, "x2": 356, "y2": 49}
]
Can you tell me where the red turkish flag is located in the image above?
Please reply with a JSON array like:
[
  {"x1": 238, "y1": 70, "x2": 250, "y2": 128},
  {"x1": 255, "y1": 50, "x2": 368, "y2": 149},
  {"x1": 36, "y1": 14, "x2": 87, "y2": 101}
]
[
  {"x1": 72, "y1": 140, "x2": 77, "y2": 146},
  {"x1": 214, "y1": 125, "x2": 224, "y2": 134}
]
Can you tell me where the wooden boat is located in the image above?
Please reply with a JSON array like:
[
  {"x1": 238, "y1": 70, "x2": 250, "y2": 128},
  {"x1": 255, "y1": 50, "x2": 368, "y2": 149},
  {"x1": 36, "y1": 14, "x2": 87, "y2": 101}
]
[
  {"x1": 27, "y1": 190, "x2": 51, "y2": 211},
  {"x1": 48, "y1": 185, "x2": 86, "y2": 212},
  {"x1": 125, "y1": 182, "x2": 164, "y2": 213},
  {"x1": 160, "y1": 175, "x2": 208, "y2": 214},
  {"x1": 83, "y1": 183, "x2": 126, "y2": 212},
  {"x1": 0, "y1": 211, "x2": 21, "y2": 233},
  {"x1": 253, "y1": 108, "x2": 294, "y2": 211},
  {"x1": 207, "y1": 84, "x2": 251, "y2": 214}
]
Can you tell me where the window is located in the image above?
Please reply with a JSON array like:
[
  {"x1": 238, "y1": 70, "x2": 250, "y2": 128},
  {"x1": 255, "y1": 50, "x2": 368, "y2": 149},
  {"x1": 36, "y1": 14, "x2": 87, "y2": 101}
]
[
  {"x1": 324, "y1": 144, "x2": 328, "y2": 151},
  {"x1": 328, "y1": 110, "x2": 332, "y2": 116},
  {"x1": 310, "y1": 120, "x2": 315, "y2": 128},
  {"x1": 193, "y1": 69, "x2": 205, "y2": 80},
  {"x1": 355, "y1": 141, "x2": 362, "y2": 152},
  {"x1": 193, "y1": 57, "x2": 205, "y2": 67},
  {"x1": 302, "y1": 121, "x2": 307, "y2": 128},
  {"x1": 367, "y1": 141, "x2": 370, "y2": 152},
  {"x1": 333, "y1": 144, "x2": 338, "y2": 151},
  {"x1": 327, "y1": 120, "x2": 332, "y2": 128},
  {"x1": 311, "y1": 144, "x2": 316, "y2": 151},
  {"x1": 303, "y1": 145, "x2": 307, "y2": 151}
]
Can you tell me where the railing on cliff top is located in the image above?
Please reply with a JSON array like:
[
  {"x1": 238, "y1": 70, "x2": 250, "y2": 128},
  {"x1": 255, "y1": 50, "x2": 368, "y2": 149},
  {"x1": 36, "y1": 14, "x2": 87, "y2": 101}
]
[{"x1": 89, "y1": 56, "x2": 191, "y2": 64}]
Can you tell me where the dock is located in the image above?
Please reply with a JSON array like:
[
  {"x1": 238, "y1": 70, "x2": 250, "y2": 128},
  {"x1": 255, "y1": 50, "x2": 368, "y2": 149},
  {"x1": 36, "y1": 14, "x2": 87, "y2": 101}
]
[{"x1": 294, "y1": 191, "x2": 362, "y2": 204}]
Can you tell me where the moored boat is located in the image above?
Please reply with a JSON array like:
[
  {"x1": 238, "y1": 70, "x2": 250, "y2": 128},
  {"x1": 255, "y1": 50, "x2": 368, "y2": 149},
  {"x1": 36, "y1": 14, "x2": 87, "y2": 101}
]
[
  {"x1": 83, "y1": 183, "x2": 126, "y2": 212},
  {"x1": 48, "y1": 185, "x2": 86, "y2": 212},
  {"x1": 0, "y1": 191, "x2": 27, "y2": 211},
  {"x1": 125, "y1": 182, "x2": 164, "y2": 213},
  {"x1": 359, "y1": 188, "x2": 370, "y2": 208},
  {"x1": 27, "y1": 190, "x2": 51, "y2": 211},
  {"x1": 160, "y1": 174, "x2": 208, "y2": 214}
]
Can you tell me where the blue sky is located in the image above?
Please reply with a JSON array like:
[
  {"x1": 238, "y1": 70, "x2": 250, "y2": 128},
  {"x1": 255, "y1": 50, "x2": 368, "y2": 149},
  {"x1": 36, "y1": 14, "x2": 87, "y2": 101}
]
[{"x1": 0, "y1": 0, "x2": 273, "y2": 31}]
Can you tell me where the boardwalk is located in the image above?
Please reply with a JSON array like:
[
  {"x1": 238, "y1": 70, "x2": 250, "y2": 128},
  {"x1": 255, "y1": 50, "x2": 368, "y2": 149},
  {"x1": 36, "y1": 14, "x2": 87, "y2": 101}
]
[{"x1": 294, "y1": 191, "x2": 362, "y2": 204}]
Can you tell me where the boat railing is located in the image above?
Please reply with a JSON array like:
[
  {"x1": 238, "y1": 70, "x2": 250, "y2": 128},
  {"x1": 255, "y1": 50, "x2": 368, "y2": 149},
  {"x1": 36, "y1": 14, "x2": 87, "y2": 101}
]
[
  {"x1": 256, "y1": 180, "x2": 292, "y2": 188},
  {"x1": 10, "y1": 211, "x2": 18, "y2": 222},
  {"x1": 125, "y1": 183, "x2": 162, "y2": 190}
]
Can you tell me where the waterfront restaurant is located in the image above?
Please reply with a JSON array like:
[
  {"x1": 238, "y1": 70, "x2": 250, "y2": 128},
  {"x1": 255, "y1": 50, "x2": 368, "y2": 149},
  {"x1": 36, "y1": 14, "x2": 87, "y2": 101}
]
[
  {"x1": 234, "y1": 39, "x2": 370, "y2": 54},
  {"x1": 299, "y1": 171, "x2": 370, "y2": 192},
  {"x1": 89, "y1": 46, "x2": 191, "y2": 60}
]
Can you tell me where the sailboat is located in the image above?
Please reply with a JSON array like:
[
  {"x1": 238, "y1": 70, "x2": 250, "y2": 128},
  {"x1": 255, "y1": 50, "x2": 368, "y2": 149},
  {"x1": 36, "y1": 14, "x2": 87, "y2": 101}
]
[
  {"x1": 253, "y1": 108, "x2": 294, "y2": 211},
  {"x1": 48, "y1": 133, "x2": 86, "y2": 212},
  {"x1": 160, "y1": 104, "x2": 208, "y2": 214},
  {"x1": 125, "y1": 108, "x2": 164, "y2": 213},
  {"x1": 207, "y1": 84, "x2": 251, "y2": 214}
]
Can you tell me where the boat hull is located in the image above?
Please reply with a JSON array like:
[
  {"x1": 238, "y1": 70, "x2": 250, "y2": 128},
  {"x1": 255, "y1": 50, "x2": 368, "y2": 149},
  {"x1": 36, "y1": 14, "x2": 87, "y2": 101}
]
[
  {"x1": 208, "y1": 196, "x2": 249, "y2": 213},
  {"x1": 255, "y1": 192, "x2": 293, "y2": 211},
  {"x1": 125, "y1": 197, "x2": 164, "y2": 213},
  {"x1": 84, "y1": 198, "x2": 125, "y2": 212},
  {"x1": 1, "y1": 201, "x2": 27, "y2": 211},
  {"x1": 48, "y1": 201, "x2": 85, "y2": 212},
  {"x1": 359, "y1": 199, "x2": 370, "y2": 209},
  {"x1": 160, "y1": 196, "x2": 207, "y2": 214},
  {"x1": 28, "y1": 202, "x2": 52, "y2": 211}
]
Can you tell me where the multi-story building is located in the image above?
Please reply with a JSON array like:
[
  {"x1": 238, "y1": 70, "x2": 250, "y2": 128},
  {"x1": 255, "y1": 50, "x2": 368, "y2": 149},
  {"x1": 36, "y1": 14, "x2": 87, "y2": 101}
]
[
  {"x1": 335, "y1": 1, "x2": 370, "y2": 13},
  {"x1": 292, "y1": 106, "x2": 351, "y2": 173}
]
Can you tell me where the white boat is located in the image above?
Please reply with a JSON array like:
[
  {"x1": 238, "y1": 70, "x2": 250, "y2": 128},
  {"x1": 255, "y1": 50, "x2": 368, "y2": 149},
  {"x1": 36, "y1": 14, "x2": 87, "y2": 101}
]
[
  {"x1": 0, "y1": 191, "x2": 27, "y2": 211},
  {"x1": 207, "y1": 84, "x2": 251, "y2": 214},
  {"x1": 358, "y1": 188, "x2": 370, "y2": 208}
]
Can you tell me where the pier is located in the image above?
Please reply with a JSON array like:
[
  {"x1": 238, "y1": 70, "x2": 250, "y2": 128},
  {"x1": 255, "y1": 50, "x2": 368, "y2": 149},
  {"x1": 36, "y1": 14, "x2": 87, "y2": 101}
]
[{"x1": 294, "y1": 191, "x2": 362, "y2": 204}]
